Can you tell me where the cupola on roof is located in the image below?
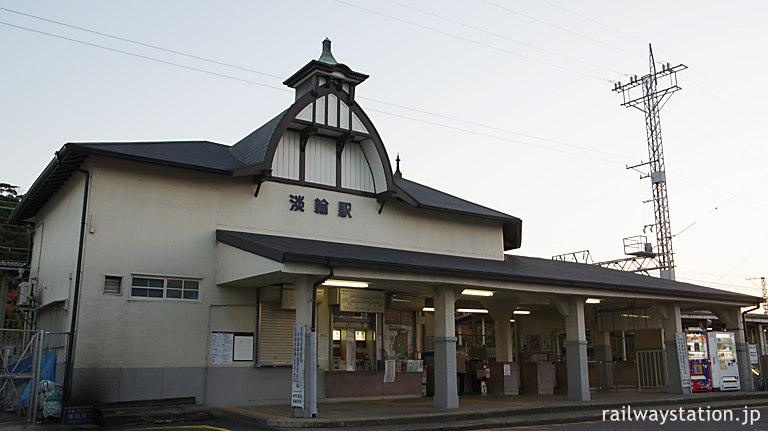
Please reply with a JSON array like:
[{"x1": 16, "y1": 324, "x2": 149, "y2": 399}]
[{"x1": 283, "y1": 38, "x2": 369, "y2": 102}]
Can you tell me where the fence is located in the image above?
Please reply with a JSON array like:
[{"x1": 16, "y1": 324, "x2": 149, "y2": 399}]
[
  {"x1": 636, "y1": 349, "x2": 667, "y2": 390},
  {"x1": 587, "y1": 360, "x2": 639, "y2": 391},
  {"x1": 0, "y1": 329, "x2": 69, "y2": 423}
]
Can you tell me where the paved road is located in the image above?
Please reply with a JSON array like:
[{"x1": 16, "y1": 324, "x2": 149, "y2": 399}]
[{"x1": 502, "y1": 405, "x2": 768, "y2": 431}]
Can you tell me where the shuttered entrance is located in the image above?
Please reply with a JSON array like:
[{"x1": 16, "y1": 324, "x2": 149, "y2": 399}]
[{"x1": 258, "y1": 302, "x2": 295, "y2": 365}]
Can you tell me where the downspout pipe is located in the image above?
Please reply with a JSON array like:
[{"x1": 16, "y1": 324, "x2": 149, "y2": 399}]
[
  {"x1": 306, "y1": 267, "x2": 333, "y2": 418},
  {"x1": 62, "y1": 168, "x2": 90, "y2": 409}
]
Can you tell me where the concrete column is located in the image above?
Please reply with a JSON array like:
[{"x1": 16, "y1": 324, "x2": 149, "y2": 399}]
[
  {"x1": 292, "y1": 276, "x2": 317, "y2": 418},
  {"x1": 660, "y1": 303, "x2": 687, "y2": 394},
  {"x1": 553, "y1": 297, "x2": 589, "y2": 401},
  {"x1": 713, "y1": 306, "x2": 753, "y2": 392},
  {"x1": 483, "y1": 299, "x2": 519, "y2": 362},
  {"x1": 433, "y1": 286, "x2": 458, "y2": 409}
]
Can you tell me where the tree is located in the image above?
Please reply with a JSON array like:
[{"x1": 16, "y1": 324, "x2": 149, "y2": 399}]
[
  {"x1": 0, "y1": 183, "x2": 29, "y2": 318},
  {"x1": 0, "y1": 183, "x2": 28, "y2": 261}
]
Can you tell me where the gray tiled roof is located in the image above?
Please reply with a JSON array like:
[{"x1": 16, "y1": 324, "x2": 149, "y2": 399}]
[
  {"x1": 216, "y1": 229, "x2": 761, "y2": 304},
  {"x1": 394, "y1": 177, "x2": 520, "y2": 224},
  {"x1": 230, "y1": 110, "x2": 288, "y2": 166},
  {"x1": 69, "y1": 141, "x2": 245, "y2": 173}
]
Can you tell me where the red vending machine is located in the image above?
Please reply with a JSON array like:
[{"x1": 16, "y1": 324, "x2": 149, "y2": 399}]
[{"x1": 686, "y1": 329, "x2": 712, "y2": 392}]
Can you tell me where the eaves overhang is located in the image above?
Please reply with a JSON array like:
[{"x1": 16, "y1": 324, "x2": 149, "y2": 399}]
[{"x1": 216, "y1": 230, "x2": 759, "y2": 305}]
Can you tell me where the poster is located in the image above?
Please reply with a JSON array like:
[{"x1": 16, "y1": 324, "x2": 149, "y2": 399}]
[
  {"x1": 210, "y1": 331, "x2": 233, "y2": 365},
  {"x1": 384, "y1": 360, "x2": 396, "y2": 383},
  {"x1": 530, "y1": 334, "x2": 540, "y2": 352},
  {"x1": 233, "y1": 334, "x2": 254, "y2": 361},
  {"x1": 318, "y1": 334, "x2": 329, "y2": 361},
  {"x1": 540, "y1": 334, "x2": 551, "y2": 352}
]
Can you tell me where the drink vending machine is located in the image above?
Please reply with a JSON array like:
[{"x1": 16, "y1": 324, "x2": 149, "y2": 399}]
[
  {"x1": 686, "y1": 330, "x2": 712, "y2": 392},
  {"x1": 707, "y1": 332, "x2": 741, "y2": 391}
]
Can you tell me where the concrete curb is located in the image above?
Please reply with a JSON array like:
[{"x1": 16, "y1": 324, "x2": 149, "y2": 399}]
[{"x1": 214, "y1": 393, "x2": 768, "y2": 430}]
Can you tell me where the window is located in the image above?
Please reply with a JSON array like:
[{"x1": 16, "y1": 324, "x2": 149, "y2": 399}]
[
  {"x1": 104, "y1": 275, "x2": 122, "y2": 295},
  {"x1": 131, "y1": 276, "x2": 200, "y2": 301}
]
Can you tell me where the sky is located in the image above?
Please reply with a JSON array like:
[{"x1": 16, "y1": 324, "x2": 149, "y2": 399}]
[{"x1": 1, "y1": 1, "x2": 766, "y2": 300}]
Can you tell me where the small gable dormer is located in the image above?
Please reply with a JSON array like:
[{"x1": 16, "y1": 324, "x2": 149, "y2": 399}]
[{"x1": 232, "y1": 39, "x2": 392, "y2": 195}]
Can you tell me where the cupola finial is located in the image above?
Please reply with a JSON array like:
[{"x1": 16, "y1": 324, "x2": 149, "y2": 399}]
[
  {"x1": 394, "y1": 153, "x2": 402, "y2": 178},
  {"x1": 318, "y1": 38, "x2": 338, "y2": 65}
]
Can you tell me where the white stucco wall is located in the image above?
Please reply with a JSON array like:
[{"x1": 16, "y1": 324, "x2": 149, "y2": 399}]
[{"x1": 30, "y1": 155, "x2": 505, "y2": 370}]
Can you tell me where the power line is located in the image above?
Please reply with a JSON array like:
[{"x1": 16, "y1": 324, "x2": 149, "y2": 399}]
[
  {"x1": 0, "y1": 20, "x2": 293, "y2": 94},
  {"x1": 480, "y1": 0, "x2": 647, "y2": 62},
  {"x1": 0, "y1": 6, "x2": 285, "y2": 80},
  {"x1": 536, "y1": 0, "x2": 647, "y2": 44},
  {"x1": 332, "y1": 0, "x2": 613, "y2": 82},
  {"x1": 382, "y1": 0, "x2": 628, "y2": 77},
  {"x1": 0, "y1": 11, "x2": 630, "y2": 163},
  {"x1": 367, "y1": 107, "x2": 623, "y2": 164},
  {"x1": 2, "y1": 7, "x2": 764, "y2": 212}
]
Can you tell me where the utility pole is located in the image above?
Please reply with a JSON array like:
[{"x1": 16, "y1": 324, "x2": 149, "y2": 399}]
[
  {"x1": 613, "y1": 44, "x2": 686, "y2": 280},
  {"x1": 747, "y1": 277, "x2": 768, "y2": 314}
]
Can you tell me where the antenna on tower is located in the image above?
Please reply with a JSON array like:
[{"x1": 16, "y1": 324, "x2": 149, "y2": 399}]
[
  {"x1": 612, "y1": 44, "x2": 687, "y2": 280},
  {"x1": 554, "y1": 45, "x2": 687, "y2": 280}
]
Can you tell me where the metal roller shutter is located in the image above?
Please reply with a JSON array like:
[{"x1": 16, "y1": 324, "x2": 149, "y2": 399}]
[{"x1": 258, "y1": 302, "x2": 295, "y2": 365}]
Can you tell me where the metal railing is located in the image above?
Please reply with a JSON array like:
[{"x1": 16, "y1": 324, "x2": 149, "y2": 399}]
[
  {"x1": 587, "y1": 360, "x2": 639, "y2": 391},
  {"x1": 636, "y1": 349, "x2": 667, "y2": 390}
]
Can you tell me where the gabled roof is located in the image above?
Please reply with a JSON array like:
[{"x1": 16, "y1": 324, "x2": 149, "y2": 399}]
[
  {"x1": 10, "y1": 137, "x2": 522, "y2": 237},
  {"x1": 9, "y1": 141, "x2": 244, "y2": 223},
  {"x1": 216, "y1": 230, "x2": 761, "y2": 304}
]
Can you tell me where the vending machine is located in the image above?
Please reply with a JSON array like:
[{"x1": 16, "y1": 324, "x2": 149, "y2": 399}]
[
  {"x1": 686, "y1": 330, "x2": 712, "y2": 392},
  {"x1": 707, "y1": 331, "x2": 741, "y2": 391}
]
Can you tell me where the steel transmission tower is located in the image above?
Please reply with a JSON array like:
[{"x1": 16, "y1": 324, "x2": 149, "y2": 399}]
[{"x1": 612, "y1": 44, "x2": 686, "y2": 280}]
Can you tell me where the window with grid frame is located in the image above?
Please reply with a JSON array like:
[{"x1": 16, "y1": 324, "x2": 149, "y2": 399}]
[{"x1": 131, "y1": 276, "x2": 200, "y2": 301}]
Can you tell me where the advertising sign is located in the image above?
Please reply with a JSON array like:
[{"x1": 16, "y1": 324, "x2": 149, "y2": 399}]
[
  {"x1": 676, "y1": 332, "x2": 692, "y2": 392},
  {"x1": 291, "y1": 325, "x2": 305, "y2": 408},
  {"x1": 339, "y1": 288, "x2": 385, "y2": 313}
]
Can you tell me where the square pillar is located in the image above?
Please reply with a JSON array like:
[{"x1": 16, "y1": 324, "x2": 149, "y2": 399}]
[
  {"x1": 483, "y1": 299, "x2": 519, "y2": 362},
  {"x1": 433, "y1": 286, "x2": 458, "y2": 409},
  {"x1": 660, "y1": 303, "x2": 687, "y2": 394},
  {"x1": 292, "y1": 276, "x2": 317, "y2": 418},
  {"x1": 554, "y1": 297, "x2": 589, "y2": 401}
]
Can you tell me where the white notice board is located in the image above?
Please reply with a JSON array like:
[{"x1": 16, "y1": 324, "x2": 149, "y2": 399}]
[
  {"x1": 211, "y1": 331, "x2": 234, "y2": 365},
  {"x1": 292, "y1": 325, "x2": 305, "y2": 408},
  {"x1": 675, "y1": 332, "x2": 691, "y2": 392},
  {"x1": 233, "y1": 334, "x2": 254, "y2": 361}
]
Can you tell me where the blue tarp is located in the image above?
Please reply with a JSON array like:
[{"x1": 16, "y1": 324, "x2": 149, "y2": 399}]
[{"x1": 19, "y1": 352, "x2": 56, "y2": 408}]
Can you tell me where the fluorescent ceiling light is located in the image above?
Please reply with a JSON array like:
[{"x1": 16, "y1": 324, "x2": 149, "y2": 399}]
[
  {"x1": 422, "y1": 307, "x2": 435, "y2": 312},
  {"x1": 513, "y1": 310, "x2": 531, "y2": 315},
  {"x1": 509, "y1": 319, "x2": 515, "y2": 322},
  {"x1": 322, "y1": 279, "x2": 369, "y2": 288},
  {"x1": 457, "y1": 308, "x2": 488, "y2": 314},
  {"x1": 461, "y1": 289, "x2": 494, "y2": 297},
  {"x1": 586, "y1": 298, "x2": 601, "y2": 304},
  {"x1": 620, "y1": 313, "x2": 649, "y2": 318}
]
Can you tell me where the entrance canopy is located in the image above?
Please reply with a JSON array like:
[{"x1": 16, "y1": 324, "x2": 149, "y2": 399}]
[{"x1": 216, "y1": 229, "x2": 758, "y2": 307}]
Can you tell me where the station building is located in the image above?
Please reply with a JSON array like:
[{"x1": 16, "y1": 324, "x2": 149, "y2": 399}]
[{"x1": 9, "y1": 40, "x2": 761, "y2": 413}]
